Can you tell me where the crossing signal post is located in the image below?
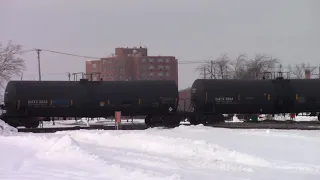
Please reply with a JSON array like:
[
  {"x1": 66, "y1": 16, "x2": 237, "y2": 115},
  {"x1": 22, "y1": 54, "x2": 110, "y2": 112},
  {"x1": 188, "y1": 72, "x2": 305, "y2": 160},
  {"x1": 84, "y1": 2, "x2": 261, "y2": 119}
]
[{"x1": 115, "y1": 111, "x2": 121, "y2": 130}]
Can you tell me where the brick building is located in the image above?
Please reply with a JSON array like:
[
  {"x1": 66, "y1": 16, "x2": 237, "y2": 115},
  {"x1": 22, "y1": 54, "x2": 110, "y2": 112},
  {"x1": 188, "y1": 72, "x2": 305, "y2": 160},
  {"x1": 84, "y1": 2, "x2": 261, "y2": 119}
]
[
  {"x1": 86, "y1": 47, "x2": 178, "y2": 85},
  {"x1": 178, "y1": 87, "x2": 191, "y2": 111},
  {"x1": 86, "y1": 60, "x2": 102, "y2": 80}
]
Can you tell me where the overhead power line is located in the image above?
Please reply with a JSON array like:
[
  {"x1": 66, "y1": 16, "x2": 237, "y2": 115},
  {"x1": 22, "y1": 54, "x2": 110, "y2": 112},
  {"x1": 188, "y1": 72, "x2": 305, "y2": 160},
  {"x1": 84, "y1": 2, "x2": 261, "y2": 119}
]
[
  {"x1": 19, "y1": 47, "x2": 319, "y2": 67},
  {"x1": 39, "y1": 49, "x2": 101, "y2": 59},
  {"x1": 27, "y1": 48, "x2": 208, "y2": 64},
  {"x1": 17, "y1": 47, "x2": 245, "y2": 65},
  {"x1": 20, "y1": 47, "x2": 320, "y2": 82},
  {"x1": 39, "y1": 48, "x2": 208, "y2": 64},
  {"x1": 21, "y1": 49, "x2": 37, "y2": 53}
]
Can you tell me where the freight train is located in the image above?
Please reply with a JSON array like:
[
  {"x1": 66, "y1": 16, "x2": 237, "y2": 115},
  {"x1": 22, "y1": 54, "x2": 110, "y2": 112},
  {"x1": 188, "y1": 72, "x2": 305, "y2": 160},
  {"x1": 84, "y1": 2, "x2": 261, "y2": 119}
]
[
  {"x1": 1, "y1": 77, "x2": 320, "y2": 128},
  {"x1": 0, "y1": 79, "x2": 181, "y2": 128},
  {"x1": 188, "y1": 78, "x2": 320, "y2": 124}
]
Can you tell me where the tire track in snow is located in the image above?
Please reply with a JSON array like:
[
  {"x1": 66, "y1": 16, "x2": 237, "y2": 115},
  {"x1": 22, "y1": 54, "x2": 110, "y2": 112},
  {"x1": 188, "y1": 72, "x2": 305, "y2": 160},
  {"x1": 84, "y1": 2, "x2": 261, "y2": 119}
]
[
  {"x1": 64, "y1": 130, "x2": 320, "y2": 175},
  {"x1": 65, "y1": 131, "x2": 255, "y2": 173},
  {"x1": 77, "y1": 142, "x2": 254, "y2": 180},
  {"x1": 36, "y1": 134, "x2": 178, "y2": 180},
  {"x1": 1, "y1": 134, "x2": 178, "y2": 180}
]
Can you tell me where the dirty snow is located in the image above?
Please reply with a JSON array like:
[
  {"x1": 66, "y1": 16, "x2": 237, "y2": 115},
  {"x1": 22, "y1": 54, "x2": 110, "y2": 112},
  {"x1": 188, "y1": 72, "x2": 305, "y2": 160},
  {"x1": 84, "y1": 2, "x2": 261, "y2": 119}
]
[{"x1": 1, "y1": 119, "x2": 320, "y2": 179}]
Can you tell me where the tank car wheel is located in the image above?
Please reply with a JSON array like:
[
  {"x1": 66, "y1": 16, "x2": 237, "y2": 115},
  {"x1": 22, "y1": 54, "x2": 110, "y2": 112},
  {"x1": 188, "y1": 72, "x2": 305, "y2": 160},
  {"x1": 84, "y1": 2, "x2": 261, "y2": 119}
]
[
  {"x1": 200, "y1": 115, "x2": 210, "y2": 125},
  {"x1": 216, "y1": 113, "x2": 225, "y2": 123},
  {"x1": 145, "y1": 115, "x2": 163, "y2": 127},
  {"x1": 3, "y1": 116, "x2": 20, "y2": 128},
  {"x1": 188, "y1": 114, "x2": 200, "y2": 125},
  {"x1": 162, "y1": 114, "x2": 181, "y2": 128},
  {"x1": 145, "y1": 115, "x2": 153, "y2": 127},
  {"x1": 30, "y1": 121, "x2": 40, "y2": 128},
  {"x1": 204, "y1": 114, "x2": 225, "y2": 125},
  {"x1": 7, "y1": 121, "x2": 20, "y2": 128},
  {"x1": 24, "y1": 121, "x2": 40, "y2": 128},
  {"x1": 24, "y1": 124, "x2": 32, "y2": 128}
]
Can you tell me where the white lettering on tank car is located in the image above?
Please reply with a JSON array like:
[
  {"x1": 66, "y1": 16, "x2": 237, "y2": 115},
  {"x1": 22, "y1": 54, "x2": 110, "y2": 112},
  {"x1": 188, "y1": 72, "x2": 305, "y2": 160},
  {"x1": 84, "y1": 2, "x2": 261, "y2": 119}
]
[
  {"x1": 215, "y1": 97, "x2": 234, "y2": 101},
  {"x1": 28, "y1": 100, "x2": 48, "y2": 104}
]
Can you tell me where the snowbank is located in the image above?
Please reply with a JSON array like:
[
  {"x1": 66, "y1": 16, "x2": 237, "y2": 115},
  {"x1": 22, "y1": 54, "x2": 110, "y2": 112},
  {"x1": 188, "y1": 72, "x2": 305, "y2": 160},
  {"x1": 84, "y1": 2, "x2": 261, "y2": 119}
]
[
  {"x1": 0, "y1": 119, "x2": 18, "y2": 136},
  {"x1": 231, "y1": 115, "x2": 244, "y2": 122}
]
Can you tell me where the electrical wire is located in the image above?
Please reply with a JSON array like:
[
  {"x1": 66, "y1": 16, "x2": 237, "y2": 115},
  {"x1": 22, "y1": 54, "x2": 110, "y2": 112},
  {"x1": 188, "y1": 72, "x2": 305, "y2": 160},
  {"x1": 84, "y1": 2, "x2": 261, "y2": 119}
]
[
  {"x1": 34, "y1": 48, "x2": 210, "y2": 64},
  {"x1": 39, "y1": 49, "x2": 100, "y2": 59},
  {"x1": 22, "y1": 47, "x2": 319, "y2": 67},
  {"x1": 21, "y1": 49, "x2": 37, "y2": 53}
]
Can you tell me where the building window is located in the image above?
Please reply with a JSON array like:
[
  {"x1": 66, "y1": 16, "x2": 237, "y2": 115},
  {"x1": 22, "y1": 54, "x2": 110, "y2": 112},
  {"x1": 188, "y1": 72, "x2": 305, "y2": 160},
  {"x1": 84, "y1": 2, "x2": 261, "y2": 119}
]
[
  {"x1": 142, "y1": 65, "x2": 147, "y2": 70},
  {"x1": 165, "y1": 65, "x2": 170, "y2": 70},
  {"x1": 165, "y1": 58, "x2": 170, "y2": 63},
  {"x1": 149, "y1": 58, "x2": 154, "y2": 63},
  {"x1": 165, "y1": 72, "x2": 170, "y2": 76},
  {"x1": 92, "y1": 64, "x2": 97, "y2": 68},
  {"x1": 141, "y1": 72, "x2": 146, "y2": 78},
  {"x1": 149, "y1": 72, "x2": 154, "y2": 77},
  {"x1": 141, "y1": 58, "x2": 147, "y2": 63},
  {"x1": 158, "y1": 72, "x2": 164, "y2": 77},
  {"x1": 157, "y1": 58, "x2": 163, "y2": 63},
  {"x1": 149, "y1": 65, "x2": 155, "y2": 70},
  {"x1": 157, "y1": 65, "x2": 163, "y2": 70}
]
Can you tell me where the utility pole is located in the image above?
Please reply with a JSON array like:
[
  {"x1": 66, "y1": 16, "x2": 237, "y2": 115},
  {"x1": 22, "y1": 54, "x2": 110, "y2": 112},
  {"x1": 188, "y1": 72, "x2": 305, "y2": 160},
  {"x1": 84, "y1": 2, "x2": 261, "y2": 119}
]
[
  {"x1": 36, "y1": 49, "x2": 42, "y2": 81},
  {"x1": 72, "y1": 72, "x2": 85, "y2": 81},
  {"x1": 67, "y1": 72, "x2": 71, "y2": 81},
  {"x1": 210, "y1": 61, "x2": 214, "y2": 79}
]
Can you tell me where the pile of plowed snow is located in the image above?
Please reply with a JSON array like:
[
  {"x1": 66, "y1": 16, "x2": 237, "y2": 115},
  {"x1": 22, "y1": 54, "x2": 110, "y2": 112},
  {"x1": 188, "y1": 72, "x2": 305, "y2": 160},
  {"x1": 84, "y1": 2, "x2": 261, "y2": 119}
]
[{"x1": 0, "y1": 119, "x2": 17, "y2": 136}]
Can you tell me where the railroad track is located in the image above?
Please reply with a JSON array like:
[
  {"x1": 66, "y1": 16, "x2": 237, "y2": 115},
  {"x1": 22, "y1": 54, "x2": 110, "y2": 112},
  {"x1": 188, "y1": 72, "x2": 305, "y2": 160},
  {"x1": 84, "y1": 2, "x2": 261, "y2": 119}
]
[
  {"x1": 242, "y1": 119, "x2": 320, "y2": 124},
  {"x1": 209, "y1": 122, "x2": 320, "y2": 130},
  {"x1": 18, "y1": 124, "x2": 148, "y2": 133},
  {"x1": 17, "y1": 120, "x2": 320, "y2": 133}
]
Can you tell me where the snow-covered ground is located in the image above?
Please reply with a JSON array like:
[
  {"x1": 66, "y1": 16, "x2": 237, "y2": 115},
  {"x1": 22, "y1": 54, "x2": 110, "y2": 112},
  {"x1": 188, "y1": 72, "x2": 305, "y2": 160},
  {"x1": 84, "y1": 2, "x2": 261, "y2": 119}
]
[
  {"x1": 16, "y1": 118, "x2": 146, "y2": 128},
  {"x1": 1, "y1": 119, "x2": 320, "y2": 179},
  {"x1": 17, "y1": 114, "x2": 318, "y2": 129},
  {"x1": 257, "y1": 114, "x2": 319, "y2": 122},
  {"x1": 230, "y1": 114, "x2": 318, "y2": 123}
]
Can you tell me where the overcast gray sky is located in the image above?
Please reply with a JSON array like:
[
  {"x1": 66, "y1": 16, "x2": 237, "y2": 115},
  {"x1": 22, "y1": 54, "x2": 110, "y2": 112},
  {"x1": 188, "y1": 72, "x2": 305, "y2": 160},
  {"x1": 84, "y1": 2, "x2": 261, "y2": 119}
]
[{"x1": 1, "y1": 0, "x2": 319, "y2": 89}]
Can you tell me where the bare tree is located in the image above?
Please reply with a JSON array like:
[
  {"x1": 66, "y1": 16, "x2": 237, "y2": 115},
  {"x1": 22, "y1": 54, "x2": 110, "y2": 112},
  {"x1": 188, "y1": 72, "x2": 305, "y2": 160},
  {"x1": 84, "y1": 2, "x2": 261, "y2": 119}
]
[
  {"x1": 231, "y1": 54, "x2": 248, "y2": 79},
  {"x1": 288, "y1": 63, "x2": 304, "y2": 79},
  {"x1": 0, "y1": 41, "x2": 26, "y2": 87},
  {"x1": 213, "y1": 53, "x2": 232, "y2": 79},
  {"x1": 195, "y1": 54, "x2": 232, "y2": 79},
  {"x1": 244, "y1": 54, "x2": 280, "y2": 80},
  {"x1": 196, "y1": 53, "x2": 280, "y2": 80},
  {"x1": 195, "y1": 63, "x2": 209, "y2": 79},
  {"x1": 288, "y1": 63, "x2": 317, "y2": 79}
]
